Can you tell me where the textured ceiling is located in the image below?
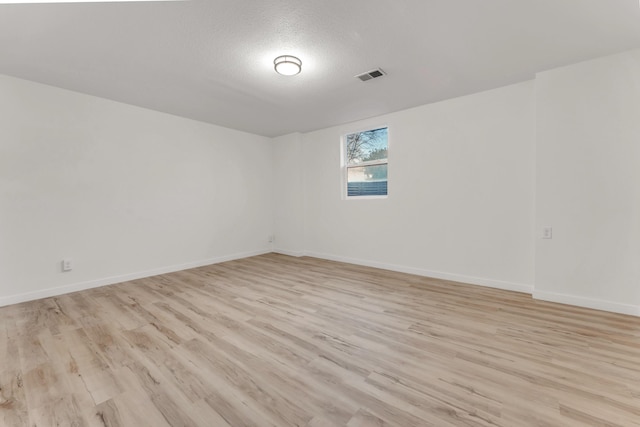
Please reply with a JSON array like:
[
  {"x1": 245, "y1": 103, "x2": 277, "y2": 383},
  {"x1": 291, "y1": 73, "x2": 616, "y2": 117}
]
[{"x1": 1, "y1": 0, "x2": 640, "y2": 137}]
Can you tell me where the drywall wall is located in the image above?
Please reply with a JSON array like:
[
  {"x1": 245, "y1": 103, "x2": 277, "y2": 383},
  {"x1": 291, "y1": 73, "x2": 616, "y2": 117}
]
[
  {"x1": 6, "y1": 48, "x2": 640, "y2": 316},
  {"x1": 272, "y1": 133, "x2": 305, "y2": 256},
  {"x1": 534, "y1": 50, "x2": 640, "y2": 315},
  {"x1": 294, "y1": 81, "x2": 536, "y2": 292},
  {"x1": 0, "y1": 74, "x2": 273, "y2": 306}
]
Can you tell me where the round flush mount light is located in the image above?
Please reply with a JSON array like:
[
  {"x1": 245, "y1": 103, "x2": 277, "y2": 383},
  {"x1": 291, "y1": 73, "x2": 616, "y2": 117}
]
[{"x1": 274, "y1": 55, "x2": 302, "y2": 76}]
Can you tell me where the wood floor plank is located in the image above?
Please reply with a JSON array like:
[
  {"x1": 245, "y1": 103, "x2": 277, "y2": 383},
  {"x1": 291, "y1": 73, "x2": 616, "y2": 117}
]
[{"x1": 1, "y1": 253, "x2": 640, "y2": 426}]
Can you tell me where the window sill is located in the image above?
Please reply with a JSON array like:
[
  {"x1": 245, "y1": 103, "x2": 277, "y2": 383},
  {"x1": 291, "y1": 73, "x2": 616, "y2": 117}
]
[{"x1": 343, "y1": 195, "x2": 388, "y2": 201}]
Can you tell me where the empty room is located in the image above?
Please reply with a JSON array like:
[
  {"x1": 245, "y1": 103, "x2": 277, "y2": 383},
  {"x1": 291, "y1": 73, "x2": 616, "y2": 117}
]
[{"x1": 2, "y1": 0, "x2": 640, "y2": 426}]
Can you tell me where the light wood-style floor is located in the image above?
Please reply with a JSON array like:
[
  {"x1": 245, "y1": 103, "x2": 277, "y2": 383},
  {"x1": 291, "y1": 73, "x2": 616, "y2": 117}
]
[{"x1": 1, "y1": 254, "x2": 640, "y2": 426}]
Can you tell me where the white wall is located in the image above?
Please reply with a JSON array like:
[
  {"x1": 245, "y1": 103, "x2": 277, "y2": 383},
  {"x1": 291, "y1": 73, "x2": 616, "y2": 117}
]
[
  {"x1": 0, "y1": 74, "x2": 273, "y2": 306},
  {"x1": 534, "y1": 50, "x2": 640, "y2": 315},
  {"x1": 272, "y1": 133, "x2": 305, "y2": 256},
  {"x1": 6, "y1": 49, "x2": 640, "y2": 316},
  {"x1": 277, "y1": 81, "x2": 536, "y2": 293}
]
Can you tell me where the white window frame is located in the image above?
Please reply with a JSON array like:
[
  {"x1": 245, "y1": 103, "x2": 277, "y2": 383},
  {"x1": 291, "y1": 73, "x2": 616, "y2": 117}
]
[{"x1": 341, "y1": 125, "x2": 389, "y2": 200}]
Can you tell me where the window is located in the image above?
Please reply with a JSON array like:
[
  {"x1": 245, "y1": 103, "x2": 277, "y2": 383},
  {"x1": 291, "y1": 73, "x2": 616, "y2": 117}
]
[{"x1": 343, "y1": 127, "x2": 388, "y2": 197}]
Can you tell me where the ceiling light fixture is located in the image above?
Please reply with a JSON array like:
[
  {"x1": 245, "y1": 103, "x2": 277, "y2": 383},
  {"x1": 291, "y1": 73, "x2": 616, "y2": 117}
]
[{"x1": 274, "y1": 55, "x2": 302, "y2": 76}]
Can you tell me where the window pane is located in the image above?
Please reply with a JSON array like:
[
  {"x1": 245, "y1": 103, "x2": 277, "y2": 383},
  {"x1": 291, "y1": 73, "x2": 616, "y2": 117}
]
[
  {"x1": 345, "y1": 127, "x2": 388, "y2": 166},
  {"x1": 347, "y1": 164, "x2": 387, "y2": 196}
]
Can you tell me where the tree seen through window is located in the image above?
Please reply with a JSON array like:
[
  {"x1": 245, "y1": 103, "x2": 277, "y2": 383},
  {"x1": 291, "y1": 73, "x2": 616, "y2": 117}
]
[{"x1": 344, "y1": 127, "x2": 388, "y2": 197}]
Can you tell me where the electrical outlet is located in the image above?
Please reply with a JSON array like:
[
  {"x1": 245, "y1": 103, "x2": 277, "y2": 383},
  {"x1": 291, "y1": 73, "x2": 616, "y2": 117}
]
[
  {"x1": 542, "y1": 226, "x2": 553, "y2": 239},
  {"x1": 62, "y1": 259, "x2": 73, "y2": 272}
]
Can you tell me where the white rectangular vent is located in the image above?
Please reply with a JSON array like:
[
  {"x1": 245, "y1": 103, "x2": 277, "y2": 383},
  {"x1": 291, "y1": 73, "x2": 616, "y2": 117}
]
[{"x1": 355, "y1": 68, "x2": 386, "y2": 82}]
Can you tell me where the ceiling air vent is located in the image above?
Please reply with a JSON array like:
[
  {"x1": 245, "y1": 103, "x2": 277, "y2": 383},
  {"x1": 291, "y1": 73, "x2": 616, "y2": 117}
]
[{"x1": 355, "y1": 68, "x2": 386, "y2": 82}]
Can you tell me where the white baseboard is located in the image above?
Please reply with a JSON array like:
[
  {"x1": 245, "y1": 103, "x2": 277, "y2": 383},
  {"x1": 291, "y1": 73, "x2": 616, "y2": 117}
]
[
  {"x1": 304, "y1": 251, "x2": 533, "y2": 294},
  {"x1": 533, "y1": 290, "x2": 640, "y2": 317},
  {"x1": 0, "y1": 249, "x2": 271, "y2": 308},
  {"x1": 7, "y1": 248, "x2": 636, "y2": 318},
  {"x1": 273, "y1": 248, "x2": 306, "y2": 257}
]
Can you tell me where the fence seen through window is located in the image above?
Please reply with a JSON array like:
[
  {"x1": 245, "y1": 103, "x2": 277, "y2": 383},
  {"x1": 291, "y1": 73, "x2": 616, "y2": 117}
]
[{"x1": 344, "y1": 127, "x2": 388, "y2": 197}]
